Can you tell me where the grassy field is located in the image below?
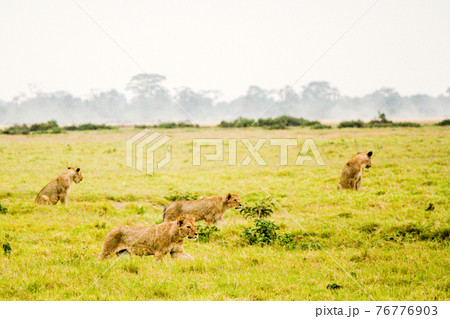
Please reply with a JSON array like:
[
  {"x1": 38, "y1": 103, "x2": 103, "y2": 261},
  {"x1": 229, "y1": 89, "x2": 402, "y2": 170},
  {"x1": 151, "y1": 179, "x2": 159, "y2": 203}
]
[{"x1": 0, "y1": 126, "x2": 448, "y2": 300}]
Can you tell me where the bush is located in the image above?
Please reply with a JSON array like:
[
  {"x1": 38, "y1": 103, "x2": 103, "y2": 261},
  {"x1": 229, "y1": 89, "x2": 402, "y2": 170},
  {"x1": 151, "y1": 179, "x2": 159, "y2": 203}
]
[
  {"x1": 65, "y1": 123, "x2": 113, "y2": 131},
  {"x1": 30, "y1": 120, "x2": 59, "y2": 132},
  {"x1": 0, "y1": 203, "x2": 7, "y2": 214},
  {"x1": 241, "y1": 219, "x2": 280, "y2": 246},
  {"x1": 164, "y1": 191, "x2": 199, "y2": 201},
  {"x1": 197, "y1": 225, "x2": 220, "y2": 243},
  {"x1": 135, "y1": 206, "x2": 146, "y2": 215},
  {"x1": 239, "y1": 197, "x2": 275, "y2": 220},
  {"x1": 219, "y1": 117, "x2": 254, "y2": 128},
  {"x1": 390, "y1": 122, "x2": 421, "y2": 127},
  {"x1": 137, "y1": 122, "x2": 199, "y2": 129},
  {"x1": 277, "y1": 233, "x2": 297, "y2": 250},
  {"x1": 1, "y1": 124, "x2": 30, "y2": 135},
  {"x1": 1, "y1": 121, "x2": 63, "y2": 135},
  {"x1": 218, "y1": 116, "x2": 323, "y2": 129},
  {"x1": 326, "y1": 283, "x2": 342, "y2": 290},
  {"x1": 436, "y1": 119, "x2": 450, "y2": 126},
  {"x1": 311, "y1": 123, "x2": 331, "y2": 129},
  {"x1": 337, "y1": 120, "x2": 365, "y2": 128},
  {"x1": 2, "y1": 234, "x2": 11, "y2": 256},
  {"x1": 338, "y1": 114, "x2": 421, "y2": 129}
]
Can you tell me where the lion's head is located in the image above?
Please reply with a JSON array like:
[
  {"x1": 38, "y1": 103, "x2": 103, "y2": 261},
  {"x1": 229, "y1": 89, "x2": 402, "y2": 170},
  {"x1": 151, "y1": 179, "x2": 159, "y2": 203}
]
[
  {"x1": 225, "y1": 193, "x2": 242, "y2": 209},
  {"x1": 356, "y1": 151, "x2": 373, "y2": 169},
  {"x1": 68, "y1": 167, "x2": 83, "y2": 184},
  {"x1": 177, "y1": 216, "x2": 198, "y2": 240}
]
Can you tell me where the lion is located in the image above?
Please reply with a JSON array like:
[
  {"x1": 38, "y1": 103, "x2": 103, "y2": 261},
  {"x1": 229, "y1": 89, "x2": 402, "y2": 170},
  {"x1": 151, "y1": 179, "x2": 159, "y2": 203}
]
[
  {"x1": 337, "y1": 151, "x2": 373, "y2": 190},
  {"x1": 35, "y1": 167, "x2": 83, "y2": 205},
  {"x1": 163, "y1": 193, "x2": 242, "y2": 225},
  {"x1": 99, "y1": 216, "x2": 198, "y2": 261}
]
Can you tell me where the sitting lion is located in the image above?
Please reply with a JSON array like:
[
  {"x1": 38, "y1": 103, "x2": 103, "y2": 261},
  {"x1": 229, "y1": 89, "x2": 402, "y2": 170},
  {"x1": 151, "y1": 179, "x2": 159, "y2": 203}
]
[
  {"x1": 35, "y1": 167, "x2": 83, "y2": 205},
  {"x1": 100, "y1": 216, "x2": 198, "y2": 261},
  {"x1": 163, "y1": 193, "x2": 242, "y2": 225},
  {"x1": 337, "y1": 151, "x2": 373, "y2": 190}
]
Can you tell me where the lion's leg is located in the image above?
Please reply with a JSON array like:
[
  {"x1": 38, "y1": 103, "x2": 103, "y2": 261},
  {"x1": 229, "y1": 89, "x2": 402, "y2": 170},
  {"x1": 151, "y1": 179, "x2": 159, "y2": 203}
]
[
  {"x1": 355, "y1": 177, "x2": 362, "y2": 191},
  {"x1": 60, "y1": 191, "x2": 68, "y2": 205},
  {"x1": 154, "y1": 251, "x2": 166, "y2": 262},
  {"x1": 170, "y1": 244, "x2": 192, "y2": 260},
  {"x1": 205, "y1": 215, "x2": 215, "y2": 225}
]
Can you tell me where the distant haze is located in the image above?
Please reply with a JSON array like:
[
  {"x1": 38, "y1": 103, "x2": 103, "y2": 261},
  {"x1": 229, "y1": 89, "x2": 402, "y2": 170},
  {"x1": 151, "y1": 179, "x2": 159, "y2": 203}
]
[{"x1": 0, "y1": 0, "x2": 449, "y2": 124}]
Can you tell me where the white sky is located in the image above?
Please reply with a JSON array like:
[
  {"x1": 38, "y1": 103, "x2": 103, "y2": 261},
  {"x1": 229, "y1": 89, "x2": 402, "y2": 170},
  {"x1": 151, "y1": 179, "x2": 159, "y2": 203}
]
[{"x1": 0, "y1": 0, "x2": 449, "y2": 101}]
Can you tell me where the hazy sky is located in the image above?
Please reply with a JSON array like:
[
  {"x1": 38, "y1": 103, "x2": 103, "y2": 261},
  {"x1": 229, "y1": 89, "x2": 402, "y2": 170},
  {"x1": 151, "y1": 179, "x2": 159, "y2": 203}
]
[{"x1": 1, "y1": 0, "x2": 449, "y2": 101}]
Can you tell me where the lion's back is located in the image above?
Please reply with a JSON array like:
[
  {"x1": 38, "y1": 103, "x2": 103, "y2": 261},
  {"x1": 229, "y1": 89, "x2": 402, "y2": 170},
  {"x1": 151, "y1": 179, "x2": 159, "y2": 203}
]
[{"x1": 164, "y1": 197, "x2": 220, "y2": 222}]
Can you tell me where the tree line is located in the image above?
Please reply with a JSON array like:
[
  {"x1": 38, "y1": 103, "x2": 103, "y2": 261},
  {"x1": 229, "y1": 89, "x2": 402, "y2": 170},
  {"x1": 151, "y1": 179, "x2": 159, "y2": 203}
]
[{"x1": 0, "y1": 73, "x2": 449, "y2": 125}]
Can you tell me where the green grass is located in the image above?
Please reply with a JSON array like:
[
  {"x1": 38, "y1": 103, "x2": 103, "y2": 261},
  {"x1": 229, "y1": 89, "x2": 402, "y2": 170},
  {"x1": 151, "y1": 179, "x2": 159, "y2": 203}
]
[{"x1": 0, "y1": 126, "x2": 448, "y2": 300}]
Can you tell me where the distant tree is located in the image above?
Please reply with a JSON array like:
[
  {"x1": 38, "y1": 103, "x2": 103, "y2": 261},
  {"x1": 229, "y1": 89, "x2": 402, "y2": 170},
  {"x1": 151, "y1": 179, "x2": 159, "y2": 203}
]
[
  {"x1": 301, "y1": 81, "x2": 339, "y2": 101},
  {"x1": 175, "y1": 87, "x2": 215, "y2": 116},
  {"x1": 126, "y1": 73, "x2": 167, "y2": 99}
]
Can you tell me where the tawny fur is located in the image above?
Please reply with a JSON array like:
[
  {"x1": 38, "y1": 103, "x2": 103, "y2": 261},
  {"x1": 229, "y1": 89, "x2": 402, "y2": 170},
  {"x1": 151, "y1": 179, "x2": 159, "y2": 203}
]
[
  {"x1": 337, "y1": 151, "x2": 373, "y2": 190},
  {"x1": 163, "y1": 193, "x2": 242, "y2": 225},
  {"x1": 100, "y1": 217, "x2": 198, "y2": 261},
  {"x1": 35, "y1": 168, "x2": 83, "y2": 205}
]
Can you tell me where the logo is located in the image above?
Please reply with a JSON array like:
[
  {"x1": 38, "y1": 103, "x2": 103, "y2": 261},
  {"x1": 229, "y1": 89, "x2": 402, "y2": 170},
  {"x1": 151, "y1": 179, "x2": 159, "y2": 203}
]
[
  {"x1": 126, "y1": 129, "x2": 172, "y2": 175},
  {"x1": 192, "y1": 138, "x2": 325, "y2": 166}
]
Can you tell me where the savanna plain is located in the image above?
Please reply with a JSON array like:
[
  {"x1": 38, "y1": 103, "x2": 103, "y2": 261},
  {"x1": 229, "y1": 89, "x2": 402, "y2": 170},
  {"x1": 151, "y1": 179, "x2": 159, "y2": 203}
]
[{"x1": 0, "y1": 126, "x2": 448, "y2": 300}]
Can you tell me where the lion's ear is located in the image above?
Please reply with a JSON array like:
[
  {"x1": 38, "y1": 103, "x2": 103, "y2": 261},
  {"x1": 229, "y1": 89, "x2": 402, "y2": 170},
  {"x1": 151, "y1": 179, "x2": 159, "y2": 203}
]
[
  {"x1": 68, "y1": 167, "x2": 71, "y2": 170},
  {"x1": 227, "y1": 193, "x2": 232, "y2": 200},
  {"x1": 177, "y1": 216, "x2": 184, "y2": 227},
  {"x1": 76, "y1": 168, "x2": 81, "y2": 172},
  {"x1": 367, "y1": 151, "x2": 373, "y2": 157}
]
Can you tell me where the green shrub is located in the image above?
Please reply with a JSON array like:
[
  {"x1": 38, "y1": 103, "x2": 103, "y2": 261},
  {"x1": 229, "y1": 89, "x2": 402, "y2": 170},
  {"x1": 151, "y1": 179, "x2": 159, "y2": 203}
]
[
  {"x1": 137, "y1": 122, "x2": 198, "y2": 129},
  {"x1": 337, "y1": 120, "x2": 365, "y2": 128},
  {"x1": 1, "y1": 124, "x2": 30, "y2": 135},
  {"x1": 135, "y1": 205, "x2": 146, "y2": 215},
  {"x1": 367, "y1": 113, "x2": 420, "y2": 128},
  {"x1": 391, "y1": 122, "x2": 421, "y2": 127},
  {"x1": 338, "y1": 114, "x2": 420, "y2": 128},
  {"x1": 436, "y1": 119, "x2": 450, "y2": 126},
  {"x1": 65, "y1": 123, "x2": 113, "y2": 131},
  {"x1": 0, "y1": 203, "x2": 8, "y2": 214},
  {"x1": 197, "y1": 225, "x2": 220, "y2": 243},
  {"x1": 241, "y1": 219, "x2": 280, "y2": 246},
  {"x1": 218, "y1": 116, "x2": 323, "y2": 129},
  {"x1": 164, "y1": 191, "x2": 199, "y2": 201},
  {"x1": 1, "y1": 121, "x2": 63, "y2": 135},
  {"x1": 277, "y1": 233, "x2": 297, "y2": 250},
  {"x1": 30, "y1": 120, "x2": 59, "y2": 132},
  {"x1": 239, "y1": 197, "x2": 275, "y2": 220},
  {"x1": 326, "y1": 283, "x2": 342, "y2": 290},
  {"x1": 311, "y1": 123, "x2": 332, "y2": 129},
  {"x1": 2, "y1": 234, "x2": 11, "y2": 256}
]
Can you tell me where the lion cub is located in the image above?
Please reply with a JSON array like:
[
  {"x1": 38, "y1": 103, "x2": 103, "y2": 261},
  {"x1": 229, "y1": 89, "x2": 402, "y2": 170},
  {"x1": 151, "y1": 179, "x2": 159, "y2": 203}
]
[
  {"x1": 337, "y1": 151, "x2": 373, "y2": 190},
  {"x1": 100, "y1": 216, "x2": 198, "y2": 261},
  {"x1": 163, "y1": 193, "x2": 242, "y2": 225},
  {"x1": 35, "y1": 167, "x2": 83, "y2": 205}
]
